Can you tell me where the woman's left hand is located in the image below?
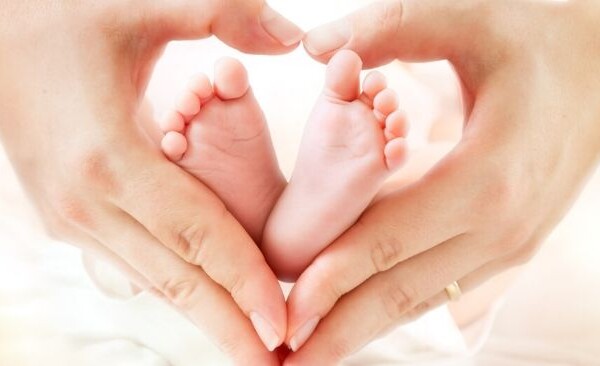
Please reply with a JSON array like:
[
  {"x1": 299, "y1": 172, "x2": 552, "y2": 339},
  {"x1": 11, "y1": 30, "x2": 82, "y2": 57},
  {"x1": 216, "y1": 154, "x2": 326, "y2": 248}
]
[
  {"x1": 0, "y1": 1, "x2": 303, "y2": 363},
  {"x1": 284, "y1": 1, "x2": 600, "y2": 364}
]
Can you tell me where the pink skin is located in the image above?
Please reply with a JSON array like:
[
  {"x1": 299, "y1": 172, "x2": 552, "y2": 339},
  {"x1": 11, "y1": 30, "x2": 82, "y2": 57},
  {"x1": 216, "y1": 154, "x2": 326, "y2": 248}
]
[
  {"x1": 159, "y1": 51, "x2": 408, "y2": 282},
  {"x1": 160, "y1": 58, "x2": 286, "y2": 243},
  {"x1": 262, "y1": 50, "x2": 408, "y2": 281}
]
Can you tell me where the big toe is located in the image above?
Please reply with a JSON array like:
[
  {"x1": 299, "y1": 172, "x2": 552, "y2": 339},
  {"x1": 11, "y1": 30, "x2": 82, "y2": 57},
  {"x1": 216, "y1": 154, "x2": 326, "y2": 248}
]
[
  {"x1": 214, "y1": 57, "x2": 250, "y2": 100},
  {"x1": 324, "y1": 50, "x2": 363, "y2": 101}
]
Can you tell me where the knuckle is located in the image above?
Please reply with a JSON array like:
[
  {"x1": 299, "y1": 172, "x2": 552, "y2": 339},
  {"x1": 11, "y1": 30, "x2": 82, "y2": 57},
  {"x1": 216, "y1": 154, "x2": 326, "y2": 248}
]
[
  {"x1": 172, "y1": 204, "x2": 229, "y2": 265},
  {"x1": 382, "y1": 282, "x2": 418, "y2": 321},
  {"x1": 403, "y1": 299, "x2": 435, "y2": 323},
  {"x1": 507, "y1": 239, "x2": 540, "y2": 267},
  {"x1": 216, "y1": 332, "x2": 268, "y2": 363},
  {"x1": 227, "y1": 272, "x2": 247, "y2": 304},
  {"x1": 51, "y1": 194, "x2": 95, "y2": 229},
  {"x1": 310, "y1": 256, "x2": 346, "y2": 301},
  {"x1": 176, "y1": 221, "x2": 208, "y2": 265},
  {"x1": 476, "y1": 180, "x2": 517, "y2": 218},
  {"x1": 71, "y1": 149, "x2": 121, "y2": 195},
  {"x1": 328, "y1": 338, "x2": 354, "y2": 362},
  {"x1": 376, "y1": 0, "x2": 404, "y2": 36},
  {"x1": 370, "y1": 233, "x2": 403, "y2": 273},
  {"x1": 157, "y1": 277, "x2": 199, "y2": 310},
  {"x1": 487, "y1": 222, "x2": 535, "y2": 259},
  {"x1": 216, "y1": 333, "x2": 244, "y2": 359},
  {"x1": 467, "y1": 167, "x2": 520, "y2": 226}
]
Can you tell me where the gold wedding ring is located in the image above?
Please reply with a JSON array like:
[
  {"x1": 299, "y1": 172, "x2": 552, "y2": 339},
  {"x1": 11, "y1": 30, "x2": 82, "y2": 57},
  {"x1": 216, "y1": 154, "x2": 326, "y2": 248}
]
[{"x1": 445, "y1": 281, "x2": 462, "y2": 302}]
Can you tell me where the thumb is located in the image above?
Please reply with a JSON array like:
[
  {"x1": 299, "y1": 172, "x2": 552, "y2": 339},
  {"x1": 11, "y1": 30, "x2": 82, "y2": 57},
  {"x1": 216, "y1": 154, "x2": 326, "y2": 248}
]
[
  {"x1": 150, "y1": 0, "x2": 304, "y2": 55},
  {"x1": 303, "y1": 0, "x2": 481, "y2": 68}
]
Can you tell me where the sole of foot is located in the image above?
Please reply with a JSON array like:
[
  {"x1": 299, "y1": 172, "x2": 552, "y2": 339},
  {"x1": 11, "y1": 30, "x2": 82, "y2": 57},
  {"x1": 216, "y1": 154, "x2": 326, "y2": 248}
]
[
  {"x1": 263, "y1": 50, "x2": 409, "y2": 281},
  {"x1": 159, "y1": 58, "x2": 286, "y2": 243}
]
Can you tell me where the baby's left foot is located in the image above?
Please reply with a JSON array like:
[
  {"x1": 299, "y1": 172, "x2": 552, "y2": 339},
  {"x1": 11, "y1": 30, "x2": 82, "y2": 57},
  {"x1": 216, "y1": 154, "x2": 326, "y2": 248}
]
[
  {"x1": 159, "y1": 58, "x2": 286, "y2": 243},
  {"x1": 263, "y1": 50, "x2": 409, "y2": 280}
]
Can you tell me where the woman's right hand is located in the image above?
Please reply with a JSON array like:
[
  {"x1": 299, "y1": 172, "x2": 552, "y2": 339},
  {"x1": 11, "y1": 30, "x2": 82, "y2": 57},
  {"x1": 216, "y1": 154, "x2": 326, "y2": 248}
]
[
  {"x1": 0, "y1": 1, "x2": 303, "y2": 364},
  {"x1": 284, "y1": 1, "x2": 600, "y2": 363}
]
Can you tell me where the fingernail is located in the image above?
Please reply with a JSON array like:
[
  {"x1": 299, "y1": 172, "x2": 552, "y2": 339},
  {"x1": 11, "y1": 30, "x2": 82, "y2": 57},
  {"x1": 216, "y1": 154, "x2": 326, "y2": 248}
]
[
  {"x1": 289, "y1": 317, "x2": 320, "y2": 352},
  {"x1": 261, "y1": 5, "x2": 305, "y2": 47},
  {"x1": 304, "y1": 20, "x2": 352, "y2": 56},
  {"x1": 250, "y1": 312, "x2": 281, "y2": 352}
]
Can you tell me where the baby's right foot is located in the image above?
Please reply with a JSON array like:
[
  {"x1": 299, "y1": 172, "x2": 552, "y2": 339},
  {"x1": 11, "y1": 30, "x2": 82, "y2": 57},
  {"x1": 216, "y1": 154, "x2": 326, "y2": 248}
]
[
  {"x1": 263, "y1": 50, "x2": 409, "y2": 281},
  {"x1": 159, "y1": 58, "x2": 286, "y2": 243}
]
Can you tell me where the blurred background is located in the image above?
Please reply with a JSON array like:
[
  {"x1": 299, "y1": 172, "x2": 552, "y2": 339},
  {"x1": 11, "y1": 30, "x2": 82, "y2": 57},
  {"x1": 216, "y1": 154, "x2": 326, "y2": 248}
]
[{"x1": 1, "y1": 0, "x2": 599, "y2": 365}]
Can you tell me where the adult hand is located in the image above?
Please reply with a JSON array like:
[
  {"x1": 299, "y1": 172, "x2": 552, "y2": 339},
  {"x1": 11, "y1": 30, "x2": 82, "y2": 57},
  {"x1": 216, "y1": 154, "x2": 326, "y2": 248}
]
[
  {"x1": 285, "y1": 0, "x2": 600, "y2": 363},
  {"x1": 0, "y1": 1, "x2": 303, "y2": 364}
]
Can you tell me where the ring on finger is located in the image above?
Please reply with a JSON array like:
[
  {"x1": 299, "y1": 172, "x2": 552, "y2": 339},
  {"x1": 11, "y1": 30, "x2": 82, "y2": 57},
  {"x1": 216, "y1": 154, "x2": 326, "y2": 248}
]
[{"x1": 445, "y1": 281, "x2": 462, "y2": 302}]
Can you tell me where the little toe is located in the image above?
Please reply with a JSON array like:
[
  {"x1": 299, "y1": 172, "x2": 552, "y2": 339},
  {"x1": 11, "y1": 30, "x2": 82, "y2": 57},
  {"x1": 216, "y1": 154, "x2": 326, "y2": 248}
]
[
  {"x1": 161, "y1": 131, "x2": 188, "y2": 162},
  {"x1": 384, "y1": 110, "x2": 409, "y2": 141},
  {"x1": 214, "y1": 57, "x2": 250, "y2": 100},
  {"x1": 175, "y1": 90, "x2": 201, "y2": 119},
  {"x1": 324, "y1": 50, "x2": 363, "y2": 102},
  {"x1": 373, "y1": 88, "x2": 399, "y2": 124},
  {"x1": 384, "y1": 138, "x2": 408, "y2": 171},
  {"x1": 362, "y1": 71, "x2": 387, "y2": 102},
  {"x1": 159, "y1": 110, "x2": 185, "y2": 133},
  {"x1": 188, "y1": 74, "x2": 213, "y2": 102}
]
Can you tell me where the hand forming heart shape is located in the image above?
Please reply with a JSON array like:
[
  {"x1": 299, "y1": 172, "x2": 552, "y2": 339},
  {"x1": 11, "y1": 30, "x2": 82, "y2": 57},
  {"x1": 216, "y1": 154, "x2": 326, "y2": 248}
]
[{"x1": 6, "y1": 0, "x2": 597, "y2": 365}]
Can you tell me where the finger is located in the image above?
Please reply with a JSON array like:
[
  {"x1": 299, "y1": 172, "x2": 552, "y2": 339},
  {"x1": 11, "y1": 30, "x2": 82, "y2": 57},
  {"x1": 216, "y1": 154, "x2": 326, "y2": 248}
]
[
  {"x1": 400, "y1": 256, "x2": 526, "y2": 330},
  {"x1": 288, "y1": 237, "x2": 528, "y2": 362},
  {"x1": 285, "y1": 234, "x2": 488, "y2": 363},
  {"x1": 93, "y1": 209, "x2": 281, "y2": 363},
  {"x1": 146, "y1": 0, "x2": 304, "y2": 54},
  {"x1": 303, "y1": 0, "x2": 484, "y2": 67},
  {"x1": 286, "y1": 260, "x2": 505, "y2": 365},
  {"x1": 111, "y1": 157, "x2": 286, "y2": 351},
  {"x1": 286, "y1": 157, "x2": 472, "y2": 346},
  {"x1": 82, "y1": 244, "x2": 151, "y2": 299},
  {"x1": 53, "y1": 221, "x2": 151, "y2": 296}
]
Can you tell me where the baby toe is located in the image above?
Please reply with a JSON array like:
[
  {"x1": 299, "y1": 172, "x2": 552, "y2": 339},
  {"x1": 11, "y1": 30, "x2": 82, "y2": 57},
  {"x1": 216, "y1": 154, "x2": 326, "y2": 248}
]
[
  {"x1": 159, "y1": 110, "x2": 185, "y2": 133},
  {"x1": 161, "y1": 131, "x2": 188, "y2": 162},
  {"x1": 188, "y1": 73, "x2": 214, "y2": 102},
  {"x1": 373, "y1": 88, "x2": 399, "y2": 124},
  {"x1": 362, "y1": 71, "x2": 387, "y2": 102},
  {"x1": 384, "y1": 110, "x2": 409, "y2": 141},
  {"x1": 175, "y1": 90, "x2": 201, "y2": 119},
  {"x1": 384, "y1": 138, "x2": 407, "y2": 171}
]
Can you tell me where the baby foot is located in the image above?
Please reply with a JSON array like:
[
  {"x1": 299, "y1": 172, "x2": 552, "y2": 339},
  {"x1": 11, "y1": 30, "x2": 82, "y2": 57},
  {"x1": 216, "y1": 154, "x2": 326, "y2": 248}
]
[
  {"x1": 160, "y1": 58, "x2": 286, "y2": 243},
  {"x1": 262, "y1": 50, "x2": 409, "y2": 281}
]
